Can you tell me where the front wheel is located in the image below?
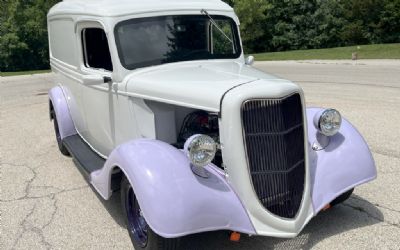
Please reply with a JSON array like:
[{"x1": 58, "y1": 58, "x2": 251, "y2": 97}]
[
  {"x1": 331, "y1": 188, "x2": 354, "y2": 207},
  {"x1": 121, "y1": 177, "x2": 180, "y2": 250}
]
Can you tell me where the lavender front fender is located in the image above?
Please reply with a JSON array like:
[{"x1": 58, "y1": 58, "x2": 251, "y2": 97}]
[
  {"x1": 90, "y1": 139, "x2": 256, "y2": 238},
  {"x1": 307, "y1": 108, "x2": 377, "y2": 213},
  {"x1": 48, "y1": 86, "x2": 77, "y2": 139}
]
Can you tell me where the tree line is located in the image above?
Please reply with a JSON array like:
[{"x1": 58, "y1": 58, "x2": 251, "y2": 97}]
[
  {"x1": 0, "y1": 0, "x2": 59, "y2": 71},
  {"x1": 227, "y1": 0, "x2": 400, "y2": 53},
  {"x1": 1, "y1": 0, "x2": 399, "y2": 72}
]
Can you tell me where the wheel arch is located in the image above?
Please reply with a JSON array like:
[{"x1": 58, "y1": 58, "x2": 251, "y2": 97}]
[
  {"x1": 48, "y1": 86, "x2": 77, "y2": 139},
  {"x1": 90, "y1": 138, "x2": 256, "y2": 238}
]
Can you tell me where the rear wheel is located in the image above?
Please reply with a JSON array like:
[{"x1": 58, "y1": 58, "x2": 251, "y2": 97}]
[
  {"x1": 121, "y1": 177, "x2": 180, "y2": 250},
  {"x1": 52, "y1": 110, "x2": 70, "y2": 156},
  {"x1": 331, "y1": 188, "x2": 354, "y2": 207}
]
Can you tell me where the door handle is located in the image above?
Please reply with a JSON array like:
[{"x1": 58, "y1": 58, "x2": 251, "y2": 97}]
[{"x1": 103, "y1": 76, "x2": 112, "y2": 83}]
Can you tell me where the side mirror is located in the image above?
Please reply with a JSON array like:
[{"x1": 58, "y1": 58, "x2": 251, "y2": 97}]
[
  {"x1": 81, "y1": 75, "x2": 112, "y2": 85},
  {"x1": 245, "y1": 55, "x2": 255, "y2": 66}
]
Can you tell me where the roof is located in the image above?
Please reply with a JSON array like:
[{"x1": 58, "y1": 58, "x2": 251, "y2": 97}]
[{"x1": 48, "y1": 0, "x2": 233, "y2": 18}]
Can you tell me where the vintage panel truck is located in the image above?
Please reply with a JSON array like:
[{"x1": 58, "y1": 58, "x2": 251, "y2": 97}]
[{"x1": 47, "y1": 0, "x2": 376, "y2": 249}]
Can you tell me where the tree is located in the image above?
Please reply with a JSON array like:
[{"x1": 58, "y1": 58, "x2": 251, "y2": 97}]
[
  {"x1": 230, "y1": 0, "x2": 345, "y2": 52},
  {"x1": 228, "y1": 0, "x2": 271, "y2": 53},
  {"x1": 249, "y1": 0, "x2": 324, "y2": 52},
  {"x1": 341, "y1": 0, "x2": 383, "y2": 45},
  {"x1": 311, "y1": 0, "x2": 346, "y2": 48},
  {"x1": 0, "y1": 0, "x2": 60, "y2": 71},
  {"x1": 379, "y1": 0, "x2": 400, "y2": 43}
]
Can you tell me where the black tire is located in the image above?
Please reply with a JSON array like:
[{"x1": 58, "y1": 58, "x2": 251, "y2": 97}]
[
  {"x1": 52, "y1": 111, "x2": 70, "y2": 156},
  {"x1": 331, "y1": 188, "x2": 354, "y2": 207},
  {"x1": 121, "y1": 177, "x2": 180, "y2": 250}
]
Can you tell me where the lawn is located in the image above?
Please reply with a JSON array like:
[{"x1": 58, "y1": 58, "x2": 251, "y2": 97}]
[
  {"x1": 254, "y1": 43, "x2": 400, "y2": 61},
  {"x1": 0, "y1": 69, "x2": 51, "y2": 77},
  {"x1": 1, "y1": 43, "x2": 399, "y2": 76}
]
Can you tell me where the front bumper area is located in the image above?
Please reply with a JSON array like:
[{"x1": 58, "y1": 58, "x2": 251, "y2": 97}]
[{"x1": 219, "y1": 80, "x2": 376, "y2": 237}]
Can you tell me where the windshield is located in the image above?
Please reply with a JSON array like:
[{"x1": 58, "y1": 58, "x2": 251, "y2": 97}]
[{"x1": 115, "y1": 15, "x2": 241, "y2": 70}]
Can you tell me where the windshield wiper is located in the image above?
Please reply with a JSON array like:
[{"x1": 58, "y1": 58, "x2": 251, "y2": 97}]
[{"x1": 201, "y1": 9, "x2": 233, "y2": 44}]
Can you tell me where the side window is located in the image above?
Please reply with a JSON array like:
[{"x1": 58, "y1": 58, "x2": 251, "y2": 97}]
[
  {"x1": 82, "y1": 28, "x2": 113, "y2": 71},
  {"x1": 211, "y1": 20, "x2": 235, "y2": 55}
]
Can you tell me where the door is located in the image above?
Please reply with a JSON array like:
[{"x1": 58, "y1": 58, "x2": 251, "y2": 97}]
[{"x1": 78, "y1": 23, "x2": 115, "y2": 157}]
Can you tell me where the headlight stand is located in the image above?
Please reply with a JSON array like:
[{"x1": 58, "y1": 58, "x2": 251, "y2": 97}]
[
  {"x1": 312, "y1": 133, "x2": 330, "y2": 151},
  {"x1": 191, "y1": 164, "x2": 210, "y2": 178}
]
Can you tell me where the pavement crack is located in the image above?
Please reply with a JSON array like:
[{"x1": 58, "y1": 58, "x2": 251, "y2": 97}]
[
  {"x1": 10, "y1": 195, "x2": 58, "y2": 250},
  {"x1": 371, "y1": 148, "x2": 400, "y2": 160},
  {"x1": 0, "y1": 162, "x2": 38, "y2": 201},
  {"x1": 31, "y1": 185, "x2": 62, "y2": 191},
  {"x1": 42, "y1": 194, "x2": 58, "y2": 230},
  {"x1": 342, "y1": 203, "x2": 400, "y2": 229},
  {"x1": 374, "y1": 204, "x2": 400, "y2": 214},
  {"x1": 1, "y1": 160, "x2": 89, "y2": 203},
  {"x1": 11, "y1": 203, "x2": 37, "y2": 249},
  {"x1": 0, "y1": 185, "x2": 89, "y2": 202},
  {"x1": 351, "y1": 196, "x2": 400, "y2": 214},
  {"x1": 31, "y1": 227, "x2": 53, "y2": 250}
]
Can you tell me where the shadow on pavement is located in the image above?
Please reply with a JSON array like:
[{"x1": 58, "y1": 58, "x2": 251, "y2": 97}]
[
  {"x1": 96, "y1": 191, "x2": 382, "y2": 250},
  {"x1": 92, "y1": 187, "x2": 127, "y2": 228}
]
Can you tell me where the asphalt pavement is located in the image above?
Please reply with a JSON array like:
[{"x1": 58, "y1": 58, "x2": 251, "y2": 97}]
[{"x1": 1, "y1": 60, "x2": 399, "y2": 249}]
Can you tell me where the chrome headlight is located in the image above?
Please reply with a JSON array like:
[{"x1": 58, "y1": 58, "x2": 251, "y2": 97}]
[
  {"x1": 314, "y1": 109, "x2": 342, "y2": 136},
  {"x1": 184, "y1": 134, "x2": 217, "y2": 167}
]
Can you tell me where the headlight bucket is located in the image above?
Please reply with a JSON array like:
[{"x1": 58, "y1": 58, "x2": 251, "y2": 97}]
[
  {"x1": 184, "y1": 134, "x2": 217, "y2": 168},
  {"x1": 313, "y1": 109, "x2": 342, "y2": 136}
]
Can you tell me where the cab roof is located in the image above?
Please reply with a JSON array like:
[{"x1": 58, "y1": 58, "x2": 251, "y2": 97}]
[{"x1": 48, "y1": 0, "x2": 233, "y2": 18}]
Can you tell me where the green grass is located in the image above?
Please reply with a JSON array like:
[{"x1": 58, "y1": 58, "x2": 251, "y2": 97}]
[
  {"x1": 1, "y1": 43, "x2": 399, "y2": 74},
  {"x1": 254, "y1": 43, "x2": 400, "y2": 61},
  {"x1": 0, "y1": 69, "x2": 51, "y2": 77}
]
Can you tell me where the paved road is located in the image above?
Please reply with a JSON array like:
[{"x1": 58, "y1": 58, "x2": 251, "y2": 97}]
[{"x1": 1, "y1": 60, "x2": 399, "y2": 249}]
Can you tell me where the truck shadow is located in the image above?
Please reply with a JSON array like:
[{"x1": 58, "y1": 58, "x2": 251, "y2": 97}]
[
  {"x1": 181, "y1": 194, "x2": 383, "y2": 250},
  {"x1": 97, "y1": 191, "x2": 382, "y2": 250}
]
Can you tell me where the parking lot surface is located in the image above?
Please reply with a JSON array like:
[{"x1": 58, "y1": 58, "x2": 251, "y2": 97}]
[{"x1": 1, "y1": 60, "x2": 399, "y2": 249}]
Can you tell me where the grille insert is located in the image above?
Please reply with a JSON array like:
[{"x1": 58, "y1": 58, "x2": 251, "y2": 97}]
[{"x1": 242, "y1": 94, "x2": 305, "y2": 219}]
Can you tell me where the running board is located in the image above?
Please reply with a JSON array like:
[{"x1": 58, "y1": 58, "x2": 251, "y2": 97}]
[{"x1": 63, "y1": 135, "x2": 105, "y2": 179}]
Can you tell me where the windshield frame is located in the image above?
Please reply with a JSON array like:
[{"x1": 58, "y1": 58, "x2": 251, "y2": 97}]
[{"x1": 114, "y1": 14, "x2": 242, "y2": 70}]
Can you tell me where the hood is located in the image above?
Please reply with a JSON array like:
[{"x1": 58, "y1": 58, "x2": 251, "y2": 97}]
[{"x1": 124, "y1": 61, "x2": 284, "y2": 112}]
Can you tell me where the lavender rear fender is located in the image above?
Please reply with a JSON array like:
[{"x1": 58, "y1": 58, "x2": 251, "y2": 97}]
[
  {"x1": 48, "y1": 86, "x2": 77, "y2": 139},
  {"x1": 307, "y1": 108, "x2": 377, "y2": 213},
  {"x1": 90, "y1": 139, "x2": 256, "y2": 238}
]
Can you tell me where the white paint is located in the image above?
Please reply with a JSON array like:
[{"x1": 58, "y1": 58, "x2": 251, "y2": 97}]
[{"x1": 47, "y1": 0, "x2": 314, "y2": 237}]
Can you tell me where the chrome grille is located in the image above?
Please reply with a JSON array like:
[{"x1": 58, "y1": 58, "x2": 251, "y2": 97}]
[{"x1": 241, "y1": 93, "x2": 305, "y2": 219}]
